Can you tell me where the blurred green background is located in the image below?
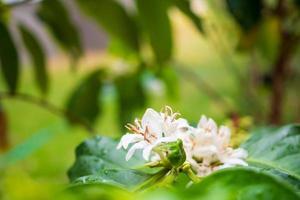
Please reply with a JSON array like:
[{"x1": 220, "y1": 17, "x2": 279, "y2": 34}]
[{"x1": 0, "y1": 0, "x2": 299, "y2": 199}]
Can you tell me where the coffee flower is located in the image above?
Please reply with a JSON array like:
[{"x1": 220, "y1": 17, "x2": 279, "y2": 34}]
[
  {"x1": 117, "y1": 106, "x2": 189, "y2": 161},
  {"x1": 187, "y1": 115, "x2": 248, "y2": 177},
  {"x1": 117, "y1": 107, "x2": 248, "y2": 178}
]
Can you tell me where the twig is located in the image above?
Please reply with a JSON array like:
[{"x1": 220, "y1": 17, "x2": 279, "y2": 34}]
[{"x1": 0, "y1": 91, "x2": 95, "y2": 134}]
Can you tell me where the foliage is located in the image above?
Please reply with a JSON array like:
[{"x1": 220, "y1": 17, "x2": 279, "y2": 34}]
[
  {"x1": 68, "y1": 124, "x2": 300, "y2": 199},
  {"x1": 19, "y1": 25, "x2": 48, "y2": 94},
  {"x1": 0, "y1": 0, "x2": 300, "y2": 199},
  {"x1": 37, "y1": 0, "x2": 82, "y2": 63},
  {"x1": 0, "y1": 20, "x2": 19, "y2": 93},
  {"x1": 66, "y1": 70, "x2": 103, "y2": 127}
]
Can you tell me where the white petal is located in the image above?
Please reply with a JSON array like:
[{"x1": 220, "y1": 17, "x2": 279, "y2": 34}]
[
  {"x1": 218, "y1": 126, "x2": 231, "y2": 147},
  {"x1": 176, "y1": 118, "x2": 190, "y2": 131},
  {"x1": 207, "y1": 118, "x2": 218, "y2": 133},
  {"x1": 117, "y1": 133, "x2": 143, "y2": 149},
  {"x1": 198, "y1": 115, "x2": 208, "y2": 128},
  {"x1": 194, "y1": 145, "x2": 218, "y2": 157},
  {"x1": 141, "y1": 108, "x2": 163, "y2": 134},
  {"x1": 126, "y1": 141, "x2": 148, "y2": 161},
  {"x1": 223, "y1": 158, "x2": 248, "y2": 166},
  {"x1": 214, "y1": 163, "x2": 233, "y2": 170},
  {"x1": 197, "y1": 115, "x2": 217, "y2": 134},
  {"x1": 232, "y1": 148, "x2": 248, "y2": 159},
  {"x1": 155, "y1": 136, "x2": 178, "y2": 144},
  {"x1": 142, "y1": 144, "x2": 154, "y2": 161}
]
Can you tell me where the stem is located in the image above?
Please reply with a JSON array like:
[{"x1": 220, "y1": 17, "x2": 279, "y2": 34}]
[
  {"x1": 0, "y1": 91, "x2": 95, "y2": 134},
  {"x1": 182, "y1": 162, "x2": 201, "y2": 183},
  {"x1": 133, "y1": 169, "x2": 169, "y2": 192}
]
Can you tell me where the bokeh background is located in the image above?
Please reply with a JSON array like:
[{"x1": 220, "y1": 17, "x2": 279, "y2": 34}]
[{"x1": 0, "y1": 0, "x2": 299, "y2": 199}]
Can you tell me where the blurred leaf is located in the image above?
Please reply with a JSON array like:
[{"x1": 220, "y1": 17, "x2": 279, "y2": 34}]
[
  {"x1": 76, "y1": 0, "x2": 139, "y2": 52},
  {"x1": 0, "y1": 104, "x2": 8, "y2": 151},
  {"x1": 19, "y1": 25, "x2": 48, "y2": 94},
  {"x1": 226, "y1": 0, "x2": 263, "y2": 32},
  {"x1": 68, "y1": 136, "x2": 152, "y2": 190},
  {"x1": 0, "y1": 20, "x2": 20, "y2": 93},
  {"x1": 295, "y1": 0, "x2": 300, "y2": 8},
  {"x1": 115, "y1": 71, "x2": 146, "y2": 129},
  {"x1": 136, "y1": 0, "x2": 173, "y2": 63},
  {"x1": 0, "y1": 122, "x2": 64, "y2": 168},
  {"x1": 242, "y1": 125, "x2": 300, "y2": 182},
  {"x1": 183, "y1": 168, "x2": 300, "y2": 200},
  {"x1": 158, "y1": 66, "x2": 179, "y2": 99},
  {"x1": 237, "y1": 27, "x2": 258, "y2": 50},
  {"x1": 173, "y1": 0, "x2": 204, "y2": 33},
  {"x1": 256, "y1": 17, "x2": 280, "y2": 62},
  {"x1": 37, "y1": 0, "x2": 82, "y2": 63},
  {"x1": 62, "y1": 183, "x2": 132, "y2": 200},
  {"x1": 66, "y1": 70, "x2": 103, "y2": 126}
]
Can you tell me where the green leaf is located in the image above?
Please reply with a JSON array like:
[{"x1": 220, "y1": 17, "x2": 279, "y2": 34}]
[
  {"x1": 66, "y1": 70, "x2": 103, "y2": 127},
  {"x1": 136, "y1": 0, "x2": 173, "y2": 63},
  {"x1": 68, "y1": 136, "x2": 152, "y2": 190},
  {"x1": 63, "y1": 183, "x2": 131, "y2": 200},
  {"x1": 19, "y1": 25, "x2": 48, "y2": 94},
  {"x1": 226, "y1": 0, "x2": 263, "y2": 32},
  {"x1": 37, "y1": 0, "x2": 82, "y2": 62},
  {"x1": 115, "y1": 71, "x2": 146, "y2": 129},
  {"x1": 242, "y1": 125, "x2": 300, "y2": 181},
  {"x1": 183, "y1": 168, "x2": 300, "y2": 200},
  {"x1": 0, "y1": 20, "x2": 20, "y2": 93},
  {"x1": 76, "y1": 0, "x2": 139, "y2": 52},
  {"x1": 295, "y1": 0, "x2": 300, "y2": 8},
  {"x1": 158, "y1": 66, "x2": 179, "y2": 99},
  {"x1": 173, "y1": 0, "x2": 204, "y2": 33}
]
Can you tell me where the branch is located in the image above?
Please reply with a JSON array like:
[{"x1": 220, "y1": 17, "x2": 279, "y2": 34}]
[{"x1": 0, "y1": 91, "x2": 96, "y2": 134}]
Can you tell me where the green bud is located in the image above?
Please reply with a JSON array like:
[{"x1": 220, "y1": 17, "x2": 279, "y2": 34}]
[{"x1": 155, "y1": 139, "x2": 186, "y2": 168}]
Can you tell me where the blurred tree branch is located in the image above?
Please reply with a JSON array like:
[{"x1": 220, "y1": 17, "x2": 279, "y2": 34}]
[
  {"x1": 0, "y1": 91, "x2": 96, "y2": 134},
  {"x1": 268, "y1": 0, "x2": 300, "y2": 124}
]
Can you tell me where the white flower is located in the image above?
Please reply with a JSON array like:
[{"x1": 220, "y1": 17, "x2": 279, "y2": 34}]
[
  {"x1": 117, "y1": 107, "x2": 248, "y2": 178},
  {"x1": 187, "y1": 115, "x2": 248, "y2": 177},
  {"x1": 117, "y1": 106, "x2": 189, "y2": 161}
]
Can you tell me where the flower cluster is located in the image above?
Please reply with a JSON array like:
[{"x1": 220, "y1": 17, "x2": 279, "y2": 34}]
[{"x1": 117, "y1": 106, "x2": 248, "y2": 177}]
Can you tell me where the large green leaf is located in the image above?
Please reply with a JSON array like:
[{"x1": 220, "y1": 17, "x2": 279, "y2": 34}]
[
  {"x1": 0, "y1": 20, "x2": 20, "y2": 93},
  {"x1": 76, "y1": 0, "x2": 139, "y2": 52},
  {"x1": 19, "y1": 25, "x2": 48, "y2": 94},
  {"x1": 183, "y1": 168, "x2": 300, "y2": 200},
  {"x1": 62, "y1": 183, "x2": 132, "y2": 200},
  {"x1": 66, "y1": 70, "x2": 103, "y2": 127},
  {"x1": 226, "y1": 0, "x2": 263, "y2": 32},
  {"x1": 37, "y1": 0, "x2": 82, "y2": 62},
  {"x1": 68, "y1": 136, "x2": 152, "y2": 190},
  {"x1": 242, "y1": 124, "x2": 300, "y2": 181},
  {"x1": 136, "y1": 0, "x2": 173, "y2": 63}
]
